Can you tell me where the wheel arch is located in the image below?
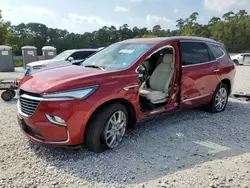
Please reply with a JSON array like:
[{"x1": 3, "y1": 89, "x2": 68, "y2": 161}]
[
  {"x1": 232, "y1": 59, "x2": 239, "y2": 63},
  {"x1": 86, "y1": 98, "x2": 137, "y2": 132},
  {"x1": 220, "y1": 78, "x2": 231, "y2": 94}
]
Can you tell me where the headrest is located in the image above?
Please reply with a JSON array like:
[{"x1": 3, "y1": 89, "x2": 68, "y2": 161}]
[{"x1": 163, "y1": 53, "x2": 173, "y2": 64}]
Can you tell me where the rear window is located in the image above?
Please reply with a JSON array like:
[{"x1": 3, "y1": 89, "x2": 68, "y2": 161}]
[
  {"x1": 207, "y1": 44, "x2": 224, "y2": 59},
  {"x1": 180, "y1": 42, "x2": 210, "y2": 66}
]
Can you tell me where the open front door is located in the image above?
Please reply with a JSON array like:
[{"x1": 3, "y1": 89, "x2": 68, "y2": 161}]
[{"x1": 165, "y1": 42, "x2": 181, "y2": 111}]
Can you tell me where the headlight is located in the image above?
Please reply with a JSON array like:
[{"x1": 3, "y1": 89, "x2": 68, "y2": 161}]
[{"x1": 42, "y1": 85, "x2": 99, "y2": 100}]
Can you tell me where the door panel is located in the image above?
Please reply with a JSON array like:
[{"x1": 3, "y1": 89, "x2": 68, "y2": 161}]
[
  {"x1": 179, "y1": 42, "x2": 219, "y2": 108},
  {"x1": 181, "y1": 62, "x2": 219, "y2": 107}
]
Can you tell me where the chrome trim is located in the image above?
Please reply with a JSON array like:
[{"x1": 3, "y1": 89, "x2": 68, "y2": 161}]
[
  {"x1": 45, "y1": 129, "x2": 70, "y2": 144},
  {"x1": 45, "y1": 114, "x2": 67, "y2": 127},
  {"x1": 18, "y1": 110, "x2": 70, "y2": 144},
  {"x1": 182, "y1": 60, "x2": 217, "y2": 68},
  {"x1": 123, "y1": 85, "x2": 139, "y2": 91},
  {"x1": 22, "y1": 126, "x2": 70, "y2": 144},
  {"x1": 213, "y1": 69, "x2": 220, "y2": 72},
  {"x1": 182, "y1": 94, "x2": 211, "y2": 103},
  {"x1": 17, "y1": 99, "x2": 30, "y2": 118},
  {"x1": 179, "y1": 40, "x2": 218, "y2": 44},
  {"x1": 18, "y1": 98, "x2": 40, "y2": 117},
  {"x1": 21, "y1": 93, "x2": 73, "y2": 101}
]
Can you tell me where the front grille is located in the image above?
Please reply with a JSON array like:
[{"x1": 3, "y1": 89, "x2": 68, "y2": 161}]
[{"x1": 19, "y1": 90, "x2": 40, "y2": 116}]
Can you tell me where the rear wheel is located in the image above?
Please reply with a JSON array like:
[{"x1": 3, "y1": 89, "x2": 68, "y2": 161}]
[
  {"x1": 84, "y1": 103, "x2": 128, "y2": 152},
  {"x1": 1, "y1": 90, "x2": 14, "y2": 102},
  {"x1": 206, "y1": 83, "x2": 229, "y2": 113}
]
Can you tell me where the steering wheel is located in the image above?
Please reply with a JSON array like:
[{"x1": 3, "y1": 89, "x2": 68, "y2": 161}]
[{"x1": 138, "y1": 64, "x2": 149, "y2": 84}]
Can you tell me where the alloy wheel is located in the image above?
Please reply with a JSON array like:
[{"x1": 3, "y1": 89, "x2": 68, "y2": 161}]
[
  {"x1": 215, "y1": 87, "x2": 228, "y2": 111},
  {"x1": 103, "y1": 110, "x2": 127, "y2": 148}
]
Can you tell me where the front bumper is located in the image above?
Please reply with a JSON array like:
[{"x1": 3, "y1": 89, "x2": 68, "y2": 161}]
[
  {"x1": 17, "y1": 115, "x2": 70, "y2": 145},
  {"x1": 17, "y1": 97, "x2": 95, "y2": 146}
]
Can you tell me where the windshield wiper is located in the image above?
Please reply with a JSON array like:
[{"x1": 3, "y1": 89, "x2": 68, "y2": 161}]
[{"x1": 84, "y1": 65, "x2": 105, "y2": 71}]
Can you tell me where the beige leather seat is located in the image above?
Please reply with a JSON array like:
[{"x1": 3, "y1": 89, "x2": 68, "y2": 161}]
[{"x1": 139, "y1": 53, "x2": 175, "y2": 104}]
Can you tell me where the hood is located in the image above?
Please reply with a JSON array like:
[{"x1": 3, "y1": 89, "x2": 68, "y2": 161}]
[
  {"x1": 19, "y1": 65, "x2": 109, "y2": 94},
  {"x1": 27, "y1": 59, "x2": 62, "y2": 67}
]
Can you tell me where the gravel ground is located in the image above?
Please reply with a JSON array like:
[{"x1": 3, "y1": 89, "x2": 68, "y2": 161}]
[
  {"x1": 0, "y1": 68, "x2": 24, "y2": 80},
  {"x1": 0, "y1": 66, "x2": 250, "y2": 188}
]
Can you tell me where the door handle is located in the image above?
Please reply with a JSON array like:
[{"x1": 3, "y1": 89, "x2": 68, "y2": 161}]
[
  {"x1": 123, "y1": 85, "x2": 139, "y2": 91},
  {"x1": 213, "y1": 69, "x2": 220, "y2": 72}
]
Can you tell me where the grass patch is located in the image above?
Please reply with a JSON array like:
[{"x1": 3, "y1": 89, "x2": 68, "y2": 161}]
[{"x1": 14, "y1": 60, "x2": 23, "y2": 67}]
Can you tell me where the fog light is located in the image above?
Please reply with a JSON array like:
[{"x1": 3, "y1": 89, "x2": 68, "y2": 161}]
[{"x1": 45, "y1": 114, "x2": 66, "y2": 126}]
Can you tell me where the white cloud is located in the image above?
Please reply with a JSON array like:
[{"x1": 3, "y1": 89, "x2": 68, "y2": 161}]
[
  {"x1": 146, "y1": 15, "x2": 175, "y2": 29},
  {"x1": 204, "y1": 0, "x2": 249, "y2": 13},
  {"x1": 23, "y1": 5, "x2": 55, "y2": 19},
  {"x1": 0, "y1": 5, "x2": 12, "y2": 12},
  {"x1": 0, "y1": 4, "x2": 55, "y2": 20},
  {"x1": 173, "y1": 9, "x2": 179, "y2": 13},
  {"x1": 115, "y1": 6, "x2": 129, "y2": 12},
  {"x1": 0, "y1": 4, "x2": 56, "y2": 28},
  {"x1": 68, "y1": 13, "x2": 118, "y2": 27}
]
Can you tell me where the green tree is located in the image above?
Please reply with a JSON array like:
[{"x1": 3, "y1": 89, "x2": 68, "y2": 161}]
[
  {"x1": 141, "y1": 34, "x2": 157, "y2": 38},
  {"x1": 3, "y1": 8, "x2": 250, "y2": 54},
  {"x1": 0, "y1": 10, "x2": 11, "y2": 44}
]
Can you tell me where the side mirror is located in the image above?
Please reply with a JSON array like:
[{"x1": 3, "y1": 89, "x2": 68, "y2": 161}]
[
  {"x1": 72, "y1": 59, "x2": 85, "y2": 66},
  {"x1": 68, "y1": 57, "x2": 74, "y2": 62},
  {"x1": 136, "y1": 65, "x2": 146, "y2": 74},
  {"x1": 136, "y1": 65, "x2": 147, "y2": 78}
]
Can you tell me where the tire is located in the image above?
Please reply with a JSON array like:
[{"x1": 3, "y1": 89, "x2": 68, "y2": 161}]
[
  {"x1": 84, "y1": 103, "x2": 128, "y2": 152},
  {"x1": 1, "y1": 90, "x2": 14, "y2": 102},
  {"x1": 10, "y1": 90, "x2": 16, "y2": 98},
  {"x1": 233, "y1": 59, "x2": 239, "y2": 66},
  {"x1": 206, "y1": 83, "x2": 229, "y2": 113}
]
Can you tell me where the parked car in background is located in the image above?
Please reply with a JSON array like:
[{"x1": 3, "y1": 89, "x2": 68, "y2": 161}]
[
  {"x1": 24, "y1": 48, "x2": 102, "y2": 76},
  {"x1": 231, "y1": 53, "x2": 250, "y2": 65},
  {"x1": 17, "y1": 36, "x2": 236, "y2": 152}
]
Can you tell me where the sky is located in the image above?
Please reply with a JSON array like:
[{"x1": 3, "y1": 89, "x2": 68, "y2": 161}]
[{"x1": 0, "y1": 0, "x2": 250, "y2": 33}]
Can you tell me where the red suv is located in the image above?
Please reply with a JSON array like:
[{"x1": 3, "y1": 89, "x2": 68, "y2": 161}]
[{"x1": 17, "y1": 36, "x2": 236, "y2": 152}]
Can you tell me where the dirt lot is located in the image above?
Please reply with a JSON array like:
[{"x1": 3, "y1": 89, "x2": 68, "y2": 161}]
[{"x1": 0, "y1": 66, "x2": 250, "y2": 188}]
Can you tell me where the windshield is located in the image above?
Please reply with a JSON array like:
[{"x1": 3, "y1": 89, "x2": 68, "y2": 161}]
[
  {"x1": 81, "y1": 43, "x2": 153, "y2": 70},
  {"x1": 53, "y1": 51, "x2": 72, "y2": 60}
]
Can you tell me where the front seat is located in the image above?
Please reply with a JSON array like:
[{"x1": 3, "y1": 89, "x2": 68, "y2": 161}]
[{"x1": 139, "y1": 53, "x2": 175, "y2": 104}]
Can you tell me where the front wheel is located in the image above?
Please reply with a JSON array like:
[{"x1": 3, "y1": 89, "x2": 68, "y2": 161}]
[
  {"x1": 206, "y1": 83, "x2": 229, "y2": 113},
  {"x1": 84, "y1": 103, "x2": 128, "y2": 152}
]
